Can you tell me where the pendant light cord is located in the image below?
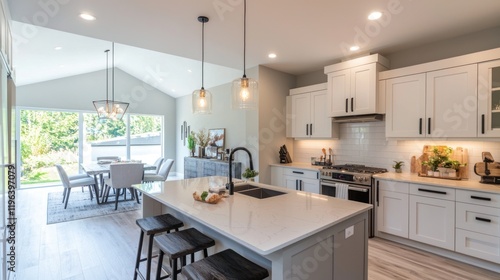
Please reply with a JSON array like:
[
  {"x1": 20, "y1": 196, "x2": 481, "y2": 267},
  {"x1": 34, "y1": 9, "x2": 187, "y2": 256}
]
[
  {"x1": 112, "y1": 42, "x2": 115, "y2": 102},
  {"x1": 105, "y1": 49, "x2": 109, "y2": 101},
  {"x1": 202, "y1": 20, "x2": 205, "y2": 89},
  {"x1": 243, "y1": 0, "x2": 247, "y2": 77}
]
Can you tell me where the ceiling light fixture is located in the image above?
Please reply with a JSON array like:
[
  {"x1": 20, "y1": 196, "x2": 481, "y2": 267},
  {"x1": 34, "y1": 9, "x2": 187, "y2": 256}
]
[
  {"x1": 268, "y1": 53, "x2": 277, "y2": 59},
  {"x1": 232, "y1": 0, "x2": 258, "y2": 110},
  {"x1": 93, "y1": 43, "x2": 129, "y2": 120},
  {"x1": 192, "y1": 16, "x2": 212, "y2": 114},
  {"x1": 368, "y1": 11, "x2": 382, "y2": 20},
  {"x1": 79, "y1": 13, "x2": 96, "y2": 21},
  {"x1": 350, "y1": 45, "x2": 360, "y2": 51},
  {"x1": 54, "y1": 46, "x2": 62, "y2": 50}
]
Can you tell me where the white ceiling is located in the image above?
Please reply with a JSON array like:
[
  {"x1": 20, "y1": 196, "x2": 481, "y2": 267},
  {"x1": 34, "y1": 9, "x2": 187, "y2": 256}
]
[{"x1": 8, "y1": 0, "x2": 500, "y2": 98}]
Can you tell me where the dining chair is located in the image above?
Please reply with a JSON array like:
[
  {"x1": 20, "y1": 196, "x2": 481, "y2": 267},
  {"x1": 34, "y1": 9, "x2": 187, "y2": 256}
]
[
  {"x1": 144, "y1": 156, "x2": 164, "y2": 175},
  {"x1": 102, "y1": 162, "x2": 144, "y2": 210},
  {"x1": 143, "y1": 159, "x2": 174, "y2": 182},
  {"x1": 55, "y1": 164, "x2": 96, "y2": 209}
]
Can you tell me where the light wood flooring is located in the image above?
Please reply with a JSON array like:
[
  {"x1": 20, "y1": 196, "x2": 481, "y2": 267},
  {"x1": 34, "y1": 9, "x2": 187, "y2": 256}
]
[{"x1": 15, "y1": 185, "x2": 500, "y2": 280}]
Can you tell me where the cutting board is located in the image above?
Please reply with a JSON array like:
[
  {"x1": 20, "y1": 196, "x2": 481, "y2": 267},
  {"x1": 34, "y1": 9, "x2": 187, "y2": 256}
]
[{"x1": 474, "y1": 162, "x2": 500, "y2": 177}]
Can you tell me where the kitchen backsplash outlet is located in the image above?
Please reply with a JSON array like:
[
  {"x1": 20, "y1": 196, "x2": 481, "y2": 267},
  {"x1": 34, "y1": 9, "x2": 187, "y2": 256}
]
[{"x1": 293, "y1": 122, "x2": 500, "y2": 181}]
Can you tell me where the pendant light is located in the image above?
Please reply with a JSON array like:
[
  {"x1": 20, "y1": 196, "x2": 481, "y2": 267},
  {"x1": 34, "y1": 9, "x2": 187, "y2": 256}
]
[
  {"x1": 93, "y1": 42, "x2": 129, "y2": 120},
  {"x1": 192, "y1": 16, "x2": 212, "y2": 114},
  {"x1": 231, "y1": 0, "x2": 258, "y2": 110}
]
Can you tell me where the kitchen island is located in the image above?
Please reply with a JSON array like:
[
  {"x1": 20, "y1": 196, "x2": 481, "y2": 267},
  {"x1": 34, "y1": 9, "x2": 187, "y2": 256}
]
[{"x1": 134, "y1": 176, "x2": 372, "y2": 279}]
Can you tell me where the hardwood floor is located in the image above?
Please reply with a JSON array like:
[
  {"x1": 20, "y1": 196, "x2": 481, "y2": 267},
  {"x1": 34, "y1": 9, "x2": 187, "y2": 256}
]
[{"x1": 15, "y1": 185, "x2": 500, "y2": 280}]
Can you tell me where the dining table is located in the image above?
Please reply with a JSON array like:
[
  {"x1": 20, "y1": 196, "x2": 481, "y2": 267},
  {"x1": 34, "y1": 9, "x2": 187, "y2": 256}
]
[{"x1": 81, "y1": 161, "x2": 156, "y2": 204}]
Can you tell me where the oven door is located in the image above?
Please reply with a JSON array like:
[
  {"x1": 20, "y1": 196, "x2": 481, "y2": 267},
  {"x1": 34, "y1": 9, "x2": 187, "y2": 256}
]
[{"x1": 321, "y1": 180, "x2": 371, "y2": 204}]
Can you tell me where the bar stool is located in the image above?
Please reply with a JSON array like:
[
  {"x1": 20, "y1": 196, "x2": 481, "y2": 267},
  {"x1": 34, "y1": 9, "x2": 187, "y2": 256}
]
[
  {"x1": 154, "y1": 228, "x2": 216, "y2": 280},
  {"x1": 181, "y1": 249, "x2": 269, "y2": 280},
  {"x1": 134, "y1": 214, "x2": 184, "y2": 280}
]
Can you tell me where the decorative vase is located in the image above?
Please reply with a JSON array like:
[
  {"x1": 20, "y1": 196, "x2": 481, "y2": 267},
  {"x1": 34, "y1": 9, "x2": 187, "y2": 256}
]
[{"x1": 198, "y1": 147, "x2": 206, "y2": 158}]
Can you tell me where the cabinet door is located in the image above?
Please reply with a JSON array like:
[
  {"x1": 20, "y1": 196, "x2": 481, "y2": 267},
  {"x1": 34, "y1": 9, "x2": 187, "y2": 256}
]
[
  {"x1": 385, "y1": 74, "x2": 426, "y2": 137},
  {"x1": 284, "y1": 175, "x2": 300, "y2": 191},
  {"x1": 409, "y1": 195, "x2": 455, "y2": 250},
  {"x1": 478, "y1": 59, "x2": 500, "y2": 137},
  {"x1": 270, "y1": 166, "x2": 285, "y2": 188},
  {"x1": 291, "y1": 93, "x2": 311, "y2": 138},
  {"x1": 310, "y1": 89, "x2": 332, "y2": 138},
  {"x1": 327, "y1": 69, "x2": 350, "y2": 117},
  {"x1": 301, "y1": 178, "x2": 320, "y2": 194},
  {"x1": 377, "y1": 190, "x2": 409, "y2": 238},
  {"x1": 351, "y1": 63, "x2": 377, "y2": 115},
  {"x1": 426, "y1": 65, "x2": 478, "y2": 137}
]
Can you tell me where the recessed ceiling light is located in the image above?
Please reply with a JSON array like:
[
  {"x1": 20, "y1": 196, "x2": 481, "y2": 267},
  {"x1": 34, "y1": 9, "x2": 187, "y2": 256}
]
[
  {"x1": 79, "y1": 13, "x2": 96, "y2": 21},
  {"x1": 268, "y1": 53, "x2": 277, "y2": 59},
  {"x1": 350, "y1": 45, "x2": 360, "y2": 51},
  {"x1": 171, "y1": 89, "x2": 176, "y2": 92},
  {"x1": 187, "y1": 69, "x2": 192, "y2": 73},
  {"x1": 54, "y1": 46, "x2": 62, "y2": 50},
  {"x1": 368, "y1": 11, "x2": 382, "y2": 20}
]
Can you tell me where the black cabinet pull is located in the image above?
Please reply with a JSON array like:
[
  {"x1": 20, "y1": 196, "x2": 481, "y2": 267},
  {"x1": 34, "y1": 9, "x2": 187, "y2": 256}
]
[
  {"x1": 427, "y1": 118, "x2": 431, "y2": 135},
  {"x1": 295, "y1": 180, "x2": 298, "y2": 190},
  {"x1": 419, "y1": 118, "x2": 423, "y2": 135},
  {"x1": 475, "y1": 217, "x2": 491, "y2": 223},
  {"x1": 310, "y1": 123, "x2": 313, "y2": 135},
  {"x1": 351, "y1": 97, "x2": 354, "y2": 112},
  {"x1": 300, "y1": 180, "x2": 303, "y2": 191},
  {"x1": 471, "y1": 195, "x2": 491, "y2": 201},
  {"x1": 418, "y1": 188, "x2": 447, "y2": 195},
  {"x1": 292, "y1": 171, "x2": 304, "y2": 174},
  {"x1": 376, "y1": 181, "x2": 380, "y2": 207},
  {"x1": 481, "y1": 114, "x2": 485, "y2": 134},
  {"x1": 305, "y1": 124, "x2": 308, "y2": 135},
  {"x1": 345, "y1": 98, "x2": 348, "y2": 113}
]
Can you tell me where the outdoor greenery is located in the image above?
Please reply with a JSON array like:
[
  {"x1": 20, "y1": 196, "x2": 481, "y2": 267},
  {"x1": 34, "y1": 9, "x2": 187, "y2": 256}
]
[{"x1": 20, "y1": 110, "x2": 162, "y2": 185}]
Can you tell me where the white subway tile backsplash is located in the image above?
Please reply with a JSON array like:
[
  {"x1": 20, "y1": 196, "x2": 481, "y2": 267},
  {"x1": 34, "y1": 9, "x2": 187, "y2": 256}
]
[{"x1": 292, "y1": 122, "x2": 500, "y2": 182}]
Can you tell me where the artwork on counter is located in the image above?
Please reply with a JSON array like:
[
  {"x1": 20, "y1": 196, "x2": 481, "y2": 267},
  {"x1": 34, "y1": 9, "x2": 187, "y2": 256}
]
[{"x1": 208, "y1": 128, "x2": 225, "y2": 149}]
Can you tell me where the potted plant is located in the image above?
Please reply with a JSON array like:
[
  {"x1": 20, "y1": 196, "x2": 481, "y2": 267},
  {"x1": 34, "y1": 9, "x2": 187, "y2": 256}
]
[
  {"x1": 195, "y1": 128, "x2": 211, "y2": 158},
  {"x1": 423, "y1": 147, "x2": 453, "y2": 177},
  {"x1": 187, "y1": 132, "x2": 196, "y2": 157},
  {"x1": 242, "y1": 168, "x2": 259, "y2": 181},
  {"x1": 392, "y1": 161, "x2": 404, "y2": 173}
]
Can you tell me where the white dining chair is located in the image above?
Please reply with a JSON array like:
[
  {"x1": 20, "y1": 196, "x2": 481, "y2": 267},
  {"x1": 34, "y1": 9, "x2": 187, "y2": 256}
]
[
  {"x1": 102, "y1": 162, "x2": 144, "y2": 210},
  {"x1": 144, "y1": 157, "x2": 164, "y2": 175},
  {"x1": 55, "y1": 164, "x2": 96, "y2": 209},
  {"x1": 143, "y1": 159, "x2": 174, "y2": 182}
]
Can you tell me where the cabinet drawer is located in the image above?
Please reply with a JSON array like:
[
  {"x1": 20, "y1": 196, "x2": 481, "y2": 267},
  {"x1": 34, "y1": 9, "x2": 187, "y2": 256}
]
[
  {"x1": 283, "y1": 168, "x2": 318, "y2": 180},
  {"x1": 456, "y1": 229, "x2": 500, "y2": 264},
  {"x1": 377, "y1": 180, "x2": 409, "y2": 194},
  {"x1": 456, "y1": 189, "x2": 500, "y2": 207},
  {"x1": 456, "y1": 202, "x2": 500, "y2": 237},
  {"x1": 410, "y1": 183, "x2": 455, "y2": 201}
]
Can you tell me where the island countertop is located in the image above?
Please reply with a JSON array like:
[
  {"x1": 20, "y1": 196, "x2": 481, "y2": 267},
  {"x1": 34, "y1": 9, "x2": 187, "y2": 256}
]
[{"x1": 134, "y1": 176, "x2": 371, "y2": 256}]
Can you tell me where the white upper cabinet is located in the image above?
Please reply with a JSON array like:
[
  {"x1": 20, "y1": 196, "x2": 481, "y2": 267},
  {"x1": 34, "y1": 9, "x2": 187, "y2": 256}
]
[
  {"x1": 385, "y1": 74, "x2": 426, "y2": 137},
  {"x1": 478, "y1": 59, "x2": 500, "y2": 137},
  {"x1": 324, "y1": 54, "x2": 389, "y2": 118},
  {"x1": 426, "y1": 65, "x2": 477, "y2": 138},
  {"x1": 289, "y1": 83, "x2": 339, "y2": 139}
]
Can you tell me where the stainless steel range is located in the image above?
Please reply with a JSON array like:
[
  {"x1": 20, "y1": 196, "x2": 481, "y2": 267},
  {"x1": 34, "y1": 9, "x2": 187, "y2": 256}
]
[{"x1": 320, "y1": 164, "x2": 387, "y2": 237}]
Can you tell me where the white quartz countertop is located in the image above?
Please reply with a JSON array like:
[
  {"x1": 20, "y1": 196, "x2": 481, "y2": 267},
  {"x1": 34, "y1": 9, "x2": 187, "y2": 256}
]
[
  {"x1": 269, "y1": 162, "x2": 322, "y2": 172},
  {"x1": 134, "y1": 176, "x2": 371, "y2": 255},
  {"x1": 374, "y1": 172, "x2": 500, "y2": 194}
]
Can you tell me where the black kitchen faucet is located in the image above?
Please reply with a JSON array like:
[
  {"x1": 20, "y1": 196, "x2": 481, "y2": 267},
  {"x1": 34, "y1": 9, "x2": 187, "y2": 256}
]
[{"x1": 226, "y1": 147, "x2": 254, "y2": 195}]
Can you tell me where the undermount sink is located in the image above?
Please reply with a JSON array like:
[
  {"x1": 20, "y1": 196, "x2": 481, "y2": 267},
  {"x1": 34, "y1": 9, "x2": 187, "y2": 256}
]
[{"x1": 234, "y1": 184, "x2": 286, "y2": 199}]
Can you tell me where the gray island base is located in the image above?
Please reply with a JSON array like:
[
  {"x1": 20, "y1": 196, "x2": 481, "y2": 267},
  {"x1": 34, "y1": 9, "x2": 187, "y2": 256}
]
[{"x1": 134, "y1": 176, "x2": 371, "y2": 279}]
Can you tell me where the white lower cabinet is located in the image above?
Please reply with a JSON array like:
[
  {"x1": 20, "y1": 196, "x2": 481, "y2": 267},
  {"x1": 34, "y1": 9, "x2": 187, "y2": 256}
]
[
  {"x1": 270, "y1": 166, "x2": 320, "y2": 194},
  {"x1": 284, "y1": 175, "x2": 319, "y2": 193},
  {"x1": 376, "y1": 180, "x2": 409, "y2": 238},
  {"x1": 409, "y1": 184, "x2": 455, "y2": 251},
  {"x1": 455, "y1": 189, "x2": 500, "y2": 263}
]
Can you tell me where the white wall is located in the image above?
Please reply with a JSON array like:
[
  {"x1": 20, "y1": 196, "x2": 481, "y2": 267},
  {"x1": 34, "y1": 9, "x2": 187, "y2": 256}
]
[
  {"x1": 15, "y1": 68, "x2": 178, "y2": 169},
  {"x1": 292, "y1": 122, "x2": 500, "y2": 181}
]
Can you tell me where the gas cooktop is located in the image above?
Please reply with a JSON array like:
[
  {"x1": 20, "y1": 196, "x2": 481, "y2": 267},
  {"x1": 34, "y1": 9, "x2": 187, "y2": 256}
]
[{"x1": 323, "y1": 164, "x2": 387, "y2": 174}]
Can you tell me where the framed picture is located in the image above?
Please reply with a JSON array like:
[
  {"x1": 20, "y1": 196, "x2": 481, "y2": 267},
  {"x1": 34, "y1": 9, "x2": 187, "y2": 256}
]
[{"x1": 208, "y1": 128, "x2": 225, "y2": 149}]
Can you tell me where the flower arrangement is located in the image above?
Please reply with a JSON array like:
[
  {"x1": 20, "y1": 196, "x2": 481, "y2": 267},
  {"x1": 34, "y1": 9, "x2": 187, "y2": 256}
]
[
  {"x1": 195, "y1": 128, "x2": 211, "y2": 148},
  {"x1": 423, "y1": 147, "x2": 452, "y2": 172}
]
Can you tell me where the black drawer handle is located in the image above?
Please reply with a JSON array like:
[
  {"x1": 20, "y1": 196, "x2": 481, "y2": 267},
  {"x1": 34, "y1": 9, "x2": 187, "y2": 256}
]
[
  {"x1": 306, "y1": 124, "x2": 309, "y2": 136},
  {"x1": 419, "y1": 118, "x2": 422, "y2": 135},
  {"x1": 481, "y1": 114, "x2": 485, "y2": 134},
  {"x1": 345, "y1": 98, "x2": 348, "y2": 113},
  {"x1": 475, "y1": 217, "x2": 491, "y2": 223},
  {"x1": 471, "y1": 195, "x2": 491, "y2": 201},
  {"x1": 351, "y1": 97, "x2": 354, "y2": 112},
  {"x1": 292, "y1": 171, "x2": 304, "y2": 174},
  {"x1": 427, "y1": 118, "x2": 431, "y2": 135},
  {"x1": 418, "y1": 188, "x2": 447, "y2": 195}
]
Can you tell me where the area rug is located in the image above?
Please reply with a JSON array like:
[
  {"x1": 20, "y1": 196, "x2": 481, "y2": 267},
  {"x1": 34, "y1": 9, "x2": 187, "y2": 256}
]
[{"x1": 46, "y1": 190, "x2": 141, "y2": 224}]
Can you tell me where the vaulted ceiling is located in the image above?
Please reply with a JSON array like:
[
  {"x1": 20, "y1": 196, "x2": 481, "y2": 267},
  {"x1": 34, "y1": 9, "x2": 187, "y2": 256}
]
[{"x1": 8, "y1": 0, "x2": 500, "y2": 97}]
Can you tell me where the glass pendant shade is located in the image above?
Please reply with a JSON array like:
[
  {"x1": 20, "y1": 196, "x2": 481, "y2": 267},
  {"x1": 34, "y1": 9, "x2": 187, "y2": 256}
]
[
  {"x1": 192, "y1": 87, "x2": 212, "y2": 114},
  {"x1": 232, "y1": 76, "x2": 258, "y2": 109},
  {"x1": 93, "y1": 100, "x2": 129, "y2": 120}
]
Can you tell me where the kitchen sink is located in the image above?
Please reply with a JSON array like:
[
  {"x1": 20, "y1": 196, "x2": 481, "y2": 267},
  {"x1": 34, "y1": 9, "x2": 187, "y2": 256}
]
[{"x1": 234, "y1": 185, "x2": 286, "y2": 199}]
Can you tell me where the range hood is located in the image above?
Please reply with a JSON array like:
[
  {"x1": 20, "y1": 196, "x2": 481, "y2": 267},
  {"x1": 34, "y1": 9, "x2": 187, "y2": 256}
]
[{"x1": 332, "y1": 114, "x2": 384, "y2": 123}]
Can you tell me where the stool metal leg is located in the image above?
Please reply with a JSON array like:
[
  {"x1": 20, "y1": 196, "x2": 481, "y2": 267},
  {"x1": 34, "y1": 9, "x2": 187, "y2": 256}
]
[
  {"x1": 146, "y1": 234, "x2": 154, "y2": 280},
  {"x1": 156, "y1": 250, "x2": 164, "y2": 280},
  {"x1": 133, "y1": 231, "x2": 145, "y2": 280}
]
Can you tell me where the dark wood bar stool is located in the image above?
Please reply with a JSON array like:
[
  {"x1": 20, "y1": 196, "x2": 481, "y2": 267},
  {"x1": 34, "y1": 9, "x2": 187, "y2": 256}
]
[
  {"x1": 181, "y1": 249, "x2": 269, "y2": 280},
  {"x1": 154, "y1": 228, "x2": 216, "y2": 280},
  {"x1": 134, "y1": 214, "x2": 184, "y2": 280}
]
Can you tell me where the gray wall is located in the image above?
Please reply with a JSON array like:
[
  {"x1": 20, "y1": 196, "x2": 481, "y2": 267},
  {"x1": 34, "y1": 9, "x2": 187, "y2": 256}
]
[{"x1": 16, "y1": 68, "x2": 177, "y2": 169}]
